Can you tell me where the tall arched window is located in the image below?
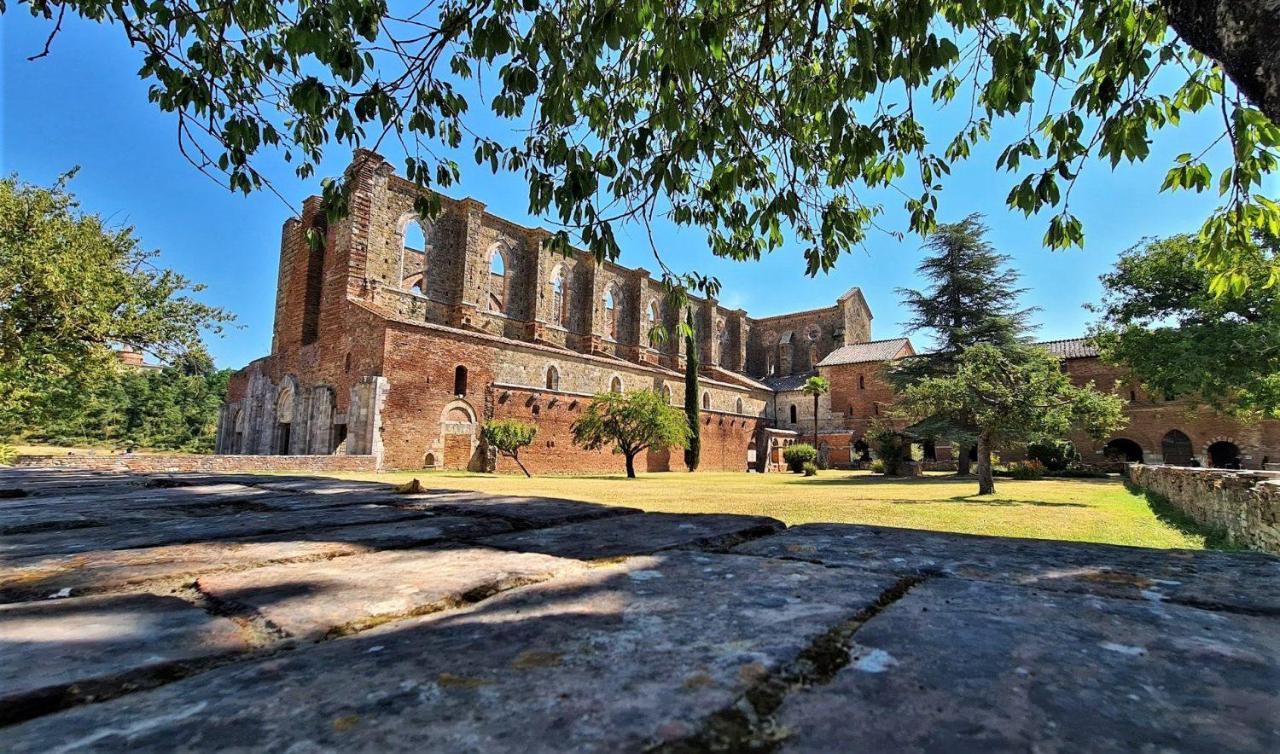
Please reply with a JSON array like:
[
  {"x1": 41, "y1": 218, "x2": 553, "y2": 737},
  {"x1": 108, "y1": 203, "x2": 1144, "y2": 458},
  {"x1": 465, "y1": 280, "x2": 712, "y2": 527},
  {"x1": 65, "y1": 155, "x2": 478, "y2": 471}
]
[
  {"x1": 701, "y1": 391, "x2": 711, "y2": 410},
  {"x1": 487, "y1": 247, "x2": 506, "y2": 314},
  {"x1": 789, "y1": 404, "x2": 797, "y2": 423},
  {"x1": 454, "y1": 365, "x2": 468, "y2": 396},
  {"x1": 402, "y1": 220, "x2": 428, "y2": 293},
  {"x1": 545, "y1": 365, "x2": 560, "y2": 391},
  {"x1": 609, "y1": 375, "x2": 623, "y2": 393},
  {"x1": 662, "y1": 384, "x2": 673, "y2": 404},
  {"x1": 735, "y1": 397, "x2": 744, "y2": 414},
  {"x1": 718, "y1": 322, "x2": 731, "y2": 365},
  {"x1": 604, "y1": 285, "x2": 619, "y2": 339},
  {"x1": 550, "y1": 265, "x2": 567, "y2": 326},
  {"x1": 646, "y1": 300, "x2": 660, "y2": 345}
]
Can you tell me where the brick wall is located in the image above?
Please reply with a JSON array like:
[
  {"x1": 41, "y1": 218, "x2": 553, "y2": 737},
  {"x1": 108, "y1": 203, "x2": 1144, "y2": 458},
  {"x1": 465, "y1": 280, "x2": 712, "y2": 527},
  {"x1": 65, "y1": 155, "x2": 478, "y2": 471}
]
[
  {"x1": 1128, "y1": 465, "x2": 1280, "y2": 554},
  {"x1": 13, "y1": 454, "x2": 379, "y2": 473}
]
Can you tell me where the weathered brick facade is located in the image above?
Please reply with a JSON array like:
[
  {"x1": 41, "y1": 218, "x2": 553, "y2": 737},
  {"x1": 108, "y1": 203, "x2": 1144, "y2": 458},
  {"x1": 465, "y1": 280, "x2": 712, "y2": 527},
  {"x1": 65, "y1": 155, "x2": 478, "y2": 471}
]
[{"x1": 217, "y1": 150, "x2": 1279, "y2": 474}]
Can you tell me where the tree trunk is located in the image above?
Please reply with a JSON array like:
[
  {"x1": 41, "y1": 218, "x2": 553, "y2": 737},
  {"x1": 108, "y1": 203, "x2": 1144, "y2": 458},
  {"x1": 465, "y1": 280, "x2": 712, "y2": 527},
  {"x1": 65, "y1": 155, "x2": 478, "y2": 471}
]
[
  {"x1": 511, "y1": 452, "x2": 531, "y2": 478},
  {"x1": 812, "y1": 394, "x2": 819, "y2": 448},
  {"x1": 956, "y1": 443, "x2": 971, "y2": 476},
  {"x1": 625, "y1": 452, "x2": 636, "y2": 478},
  {"x1": 975, "y1": 433, "x2": 995, "y2": 495},
  {"x1": 1161, "y1": 0, "x2": 1280, "y2": 125}
]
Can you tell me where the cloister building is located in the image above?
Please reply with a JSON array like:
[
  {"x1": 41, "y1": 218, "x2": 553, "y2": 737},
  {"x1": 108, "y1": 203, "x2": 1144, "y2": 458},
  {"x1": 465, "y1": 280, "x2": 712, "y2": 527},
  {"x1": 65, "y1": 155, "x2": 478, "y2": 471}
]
[{"x1": 216, "y1": 150, "x2": 1280, "y2": 472}]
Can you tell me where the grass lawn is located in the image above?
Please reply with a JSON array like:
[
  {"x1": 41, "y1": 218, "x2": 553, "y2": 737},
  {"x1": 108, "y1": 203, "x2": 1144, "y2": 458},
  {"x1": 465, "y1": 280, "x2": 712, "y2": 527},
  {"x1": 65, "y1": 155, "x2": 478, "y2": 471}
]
[{"x1": 325, "y1": 469, "x2": 1208, "y2": 550}]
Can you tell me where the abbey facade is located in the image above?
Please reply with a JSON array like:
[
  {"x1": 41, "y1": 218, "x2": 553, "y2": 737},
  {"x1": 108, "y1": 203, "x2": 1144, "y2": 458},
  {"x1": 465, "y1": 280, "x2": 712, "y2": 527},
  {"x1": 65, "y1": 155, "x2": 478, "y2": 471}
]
[{"x1": 216, "y1": 151, "x2": 1280, "y2": 472}]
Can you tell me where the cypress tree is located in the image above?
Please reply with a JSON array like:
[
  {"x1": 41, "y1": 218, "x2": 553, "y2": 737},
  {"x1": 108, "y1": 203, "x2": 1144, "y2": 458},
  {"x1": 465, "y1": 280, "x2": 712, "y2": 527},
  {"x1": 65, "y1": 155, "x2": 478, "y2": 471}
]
[
  {"x1": 683, "y1": 307, "x2": 701, "y2": 471},
  {"x1": 889, "y1": 214, "x2": 1033, "y2": 474}
]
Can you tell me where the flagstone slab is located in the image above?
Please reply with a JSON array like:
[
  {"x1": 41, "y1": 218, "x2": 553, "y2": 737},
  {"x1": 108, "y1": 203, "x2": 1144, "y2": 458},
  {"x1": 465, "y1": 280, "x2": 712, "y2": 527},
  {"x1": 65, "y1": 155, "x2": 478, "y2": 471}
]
[
  {"x1": 399, "y1": 491, "x2": 643, "y2": 527},
  {"x1": 734, "y1": 523, "x2": 1280, "y2": 614},
  {"x1": 0, "y1": 593, "x2": 250, "y2": 724},
  {"x1": 3, "y1": 552, "x2": 900, "y2": 752},
  {"x1": 196, "y1": 546, "x2": 586, "y2": 640},
  {"x1": 479, "y1": 512, "x2": 784, "y2": 559},
  {"x1": 773, "y1": 578, "x2": 1280, "y2": 752},
  {"x1": 0, "y1": 505, "x2": 428, "y2": 560}
]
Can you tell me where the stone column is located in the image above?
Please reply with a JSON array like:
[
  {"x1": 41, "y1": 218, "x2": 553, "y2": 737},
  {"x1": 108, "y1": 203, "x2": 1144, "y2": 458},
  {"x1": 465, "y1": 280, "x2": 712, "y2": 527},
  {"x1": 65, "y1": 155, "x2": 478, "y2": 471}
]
[
  {"x1": 451, "y1": 197, "x2": 487, "y2": 328},
  {"x1": 347, "y1": 376, "x2": 390, "y2": 466}
]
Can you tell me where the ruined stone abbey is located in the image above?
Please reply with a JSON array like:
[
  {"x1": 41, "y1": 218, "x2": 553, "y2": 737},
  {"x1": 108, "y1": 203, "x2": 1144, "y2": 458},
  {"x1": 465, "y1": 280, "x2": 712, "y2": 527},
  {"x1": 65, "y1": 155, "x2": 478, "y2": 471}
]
[{"x1": 216, "y1": 151, "x2": 1280, "y2": 472}]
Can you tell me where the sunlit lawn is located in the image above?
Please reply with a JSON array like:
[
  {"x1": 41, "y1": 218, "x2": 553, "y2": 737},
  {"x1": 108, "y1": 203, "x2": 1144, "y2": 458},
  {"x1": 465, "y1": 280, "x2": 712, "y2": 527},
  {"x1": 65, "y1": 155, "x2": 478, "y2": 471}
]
[{"x1": 324, "y1": 468, "x2": 1207, "y2": 550}]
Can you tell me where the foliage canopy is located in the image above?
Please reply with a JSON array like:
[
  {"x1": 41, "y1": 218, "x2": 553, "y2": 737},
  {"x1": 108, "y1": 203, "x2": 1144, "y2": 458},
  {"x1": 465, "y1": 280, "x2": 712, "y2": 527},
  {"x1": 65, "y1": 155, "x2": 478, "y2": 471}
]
[
  {"x1": 0, "y1": 172, "x2": 233, "y2": 438},
  {"x1": 482, "y1": 418, "x2": 538, "y2": 476},
  {"x1": 895, "y1": 343, "x2": 1126, "y2": 493},
  {"x1": 12, "y1": 0, "x2": 1278, "y2": 291},
  {"x1": 1089, "y1": 234, "x2": 1280, "y2": 418},
  {"x1": 571, "y1": 389, "x2": 689, "y2": 478}
]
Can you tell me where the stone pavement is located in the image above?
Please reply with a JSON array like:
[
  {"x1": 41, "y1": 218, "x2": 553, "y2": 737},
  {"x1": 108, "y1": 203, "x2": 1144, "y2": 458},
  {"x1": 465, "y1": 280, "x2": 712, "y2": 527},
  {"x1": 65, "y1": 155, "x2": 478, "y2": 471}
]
[{"x1": 0, "y1": 469, "x2": 1276, "y2": 751}]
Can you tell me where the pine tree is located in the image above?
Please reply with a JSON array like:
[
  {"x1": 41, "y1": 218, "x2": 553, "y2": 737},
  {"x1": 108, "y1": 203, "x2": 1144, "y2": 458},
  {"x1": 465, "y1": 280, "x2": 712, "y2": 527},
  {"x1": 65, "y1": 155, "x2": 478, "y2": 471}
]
[
  {"x1": 683, "y1": 307, "x2": 701, "y2": 472},
  {"x1": 889, "y1": 214, "x2": 1034, "y2": 474}
]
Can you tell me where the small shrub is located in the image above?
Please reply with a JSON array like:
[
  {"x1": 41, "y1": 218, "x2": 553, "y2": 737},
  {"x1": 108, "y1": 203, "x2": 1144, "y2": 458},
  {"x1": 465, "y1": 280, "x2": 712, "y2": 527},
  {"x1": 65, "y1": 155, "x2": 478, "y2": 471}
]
[
  {"x1": 802, "y1": 461, "x2": 818, "y2": 477},
  {"x1": 866, "y1": 420, "x2": 910, "y2": 475},
  {"x1": 1027, "y1": 440, "x2": 1079, "y2": 472},
  {"x1": 868, "y1": 459, "x2": 886, "y2": 474},
  {"x1": 1048, "y1": 465, "x2": 1110, "y2": 479},
  {"x1": 1008, "y1": 459, "x2": 1047, "y2": 480},
  {"x1": 0, "y1": 443, "x2": 16, "y2": 466},
  {"x1": 783, "y1": 443, "x2": 818, "y2": 473}
]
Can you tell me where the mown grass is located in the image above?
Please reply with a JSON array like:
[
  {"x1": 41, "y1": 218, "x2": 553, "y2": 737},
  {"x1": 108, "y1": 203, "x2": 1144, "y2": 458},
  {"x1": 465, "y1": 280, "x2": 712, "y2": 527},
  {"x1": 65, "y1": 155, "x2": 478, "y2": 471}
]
[{"x1": 325, "y1": 468, "x2": 1209, "y2": 550}]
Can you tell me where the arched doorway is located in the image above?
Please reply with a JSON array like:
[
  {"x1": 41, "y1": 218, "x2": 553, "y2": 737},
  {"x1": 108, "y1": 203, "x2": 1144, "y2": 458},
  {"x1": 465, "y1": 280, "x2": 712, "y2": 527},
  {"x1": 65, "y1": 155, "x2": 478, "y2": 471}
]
[
  {"x1": 1207, "y1": 441, "x2": 1242, "y2": 469},
  {"x1": 1103, "y1": 438, "x2": 1144, "y2": 463},
  {"x1": 1161, "y1": 430, "x2": 1194, "y2": 466},
  {"x1": 440, "y1": 401, "x2": 478, "y2": 470}
]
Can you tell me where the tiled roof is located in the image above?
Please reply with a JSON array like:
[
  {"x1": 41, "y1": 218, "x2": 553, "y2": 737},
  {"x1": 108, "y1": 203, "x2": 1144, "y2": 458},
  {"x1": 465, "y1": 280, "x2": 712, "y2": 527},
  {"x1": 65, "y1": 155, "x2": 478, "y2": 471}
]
[
  {"x1": 761, "y1": 371, "x2": 818, "y2": 392},
  {"x1": 1038, "y1": 338, "x2": 1100, "y2": 360},
  {"x1": 816, "y1": 338, "x2": 912, "y2": 367}
]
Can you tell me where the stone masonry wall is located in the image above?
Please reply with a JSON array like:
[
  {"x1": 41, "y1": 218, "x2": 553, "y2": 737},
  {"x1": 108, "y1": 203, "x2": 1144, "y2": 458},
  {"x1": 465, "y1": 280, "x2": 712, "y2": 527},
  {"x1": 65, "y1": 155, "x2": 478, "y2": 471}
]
[
  {"x1": 13, "y1": 454, "x2": 380, "y2": 474},
  {"x1": 1128, "y1": 464, "x2": 1280, "y2": 554}
]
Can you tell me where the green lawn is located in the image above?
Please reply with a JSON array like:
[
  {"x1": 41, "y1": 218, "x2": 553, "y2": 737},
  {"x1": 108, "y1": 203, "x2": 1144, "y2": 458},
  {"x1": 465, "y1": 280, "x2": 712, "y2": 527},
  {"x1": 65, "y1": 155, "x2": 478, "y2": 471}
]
[{"x1": 325, "y1": 469, "x2": 1207, "y2": 550}]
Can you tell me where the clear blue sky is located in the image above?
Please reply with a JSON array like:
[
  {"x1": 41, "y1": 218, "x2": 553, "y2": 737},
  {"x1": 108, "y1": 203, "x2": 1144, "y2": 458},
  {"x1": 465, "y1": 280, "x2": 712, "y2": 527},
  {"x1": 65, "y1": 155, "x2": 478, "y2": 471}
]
[{"x1": 4, "y1": 11, "x2": 1270, "y2": 369}]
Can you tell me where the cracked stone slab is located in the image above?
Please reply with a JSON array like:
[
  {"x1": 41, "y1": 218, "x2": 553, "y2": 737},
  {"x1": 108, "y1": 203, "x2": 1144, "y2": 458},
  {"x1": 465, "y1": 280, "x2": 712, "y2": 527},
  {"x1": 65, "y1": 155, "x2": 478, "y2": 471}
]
[
  {"x1": 479, "y1": 512, "x2": 784, "y2": 559},
  {"x1": 0, "y1": 540, "x2": 367, "y2": 603},
  {"x1": 196, "y1": 546, "x2": 586, "y2": 641},
  {"x1": 0, "y1": 517, "x2": 516, "y2": 603},
  {"x1": 398, "y1": 491, "x2": 642, "y2": 527},
  {"x1": 734, "y1": 523, "x2": 1280, "y2": 614},
  {"x1": 0, "y1": 593, "x2": 251, "y2": 725},
  {"x1": 246, "y1": 514, "x2": 516, "y2": 549},
  {"x1": 4, "y1": 552, "x2": 900, "y2": 752},
  {"x1": 0, "y1": 505, "x2": 428, "y2": 560},
  {"x1": 773, "y1": 578, "x2": 1280, "y2": 752}
]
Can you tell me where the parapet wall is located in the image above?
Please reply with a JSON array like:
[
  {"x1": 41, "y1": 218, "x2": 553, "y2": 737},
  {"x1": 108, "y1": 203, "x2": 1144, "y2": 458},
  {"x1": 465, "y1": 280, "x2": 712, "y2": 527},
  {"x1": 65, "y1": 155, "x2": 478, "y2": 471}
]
[
  {"x1": 13, "y1": 454, "x2": 380, "y2": 474},
  {"x1": 1127, "y1": 464, "x2": 1280, "y2": 554}
]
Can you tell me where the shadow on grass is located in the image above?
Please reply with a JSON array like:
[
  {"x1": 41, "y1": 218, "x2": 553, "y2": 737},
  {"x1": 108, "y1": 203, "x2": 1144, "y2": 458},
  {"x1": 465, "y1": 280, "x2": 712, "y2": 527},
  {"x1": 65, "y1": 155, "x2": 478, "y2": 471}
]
[
  {"x1": 796, "y1": 474, "x2": 1120, "y2": 488},
  {"x1": 1122, "y1": 479, "x2": 1240, "y2": 551}
]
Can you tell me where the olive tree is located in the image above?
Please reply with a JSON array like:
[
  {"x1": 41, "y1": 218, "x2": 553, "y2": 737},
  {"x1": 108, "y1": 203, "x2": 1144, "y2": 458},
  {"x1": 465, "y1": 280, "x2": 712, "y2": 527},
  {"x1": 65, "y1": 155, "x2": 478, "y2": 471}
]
[{"x1": 571, "y1": 389, "x2": 689, "y2": 478}]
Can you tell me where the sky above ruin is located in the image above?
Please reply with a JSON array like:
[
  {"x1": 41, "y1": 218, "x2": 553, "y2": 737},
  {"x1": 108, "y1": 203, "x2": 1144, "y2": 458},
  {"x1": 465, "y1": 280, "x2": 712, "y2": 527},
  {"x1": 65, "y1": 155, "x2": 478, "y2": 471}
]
[{"x1": 5, "y1": 11, "x2": 1274, "y2": 370}]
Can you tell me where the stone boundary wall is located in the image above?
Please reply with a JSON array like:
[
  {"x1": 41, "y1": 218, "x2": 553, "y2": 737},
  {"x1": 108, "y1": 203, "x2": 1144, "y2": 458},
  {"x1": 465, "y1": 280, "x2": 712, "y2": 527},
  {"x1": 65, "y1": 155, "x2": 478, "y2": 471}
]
[
  {"x1": 1127, "y1": 464, "x2": 1280, "y2": 554},
  {"x1": 12, "y1": 454, "x2": 380, "y2": 474}
]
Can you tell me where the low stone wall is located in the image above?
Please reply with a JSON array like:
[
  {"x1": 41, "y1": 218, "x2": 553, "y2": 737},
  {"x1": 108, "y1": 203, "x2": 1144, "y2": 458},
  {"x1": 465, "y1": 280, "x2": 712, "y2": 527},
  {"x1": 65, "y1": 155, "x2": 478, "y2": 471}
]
[
  {"x1": 1127, "y1": 464, "x2": 1280, "y2": 554},
  {"x1": 12, "y1": 454, "x2": 380, "y2": 474}
]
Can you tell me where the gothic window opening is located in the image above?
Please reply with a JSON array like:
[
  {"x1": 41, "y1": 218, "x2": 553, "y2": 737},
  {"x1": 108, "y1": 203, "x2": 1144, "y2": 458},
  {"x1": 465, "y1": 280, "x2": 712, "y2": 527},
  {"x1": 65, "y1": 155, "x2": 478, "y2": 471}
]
[
  {"x1": 859, "y1": 374, "x2": 865, "y2": 390},
  {"x1": 735, "y1": 397, "x2": 744, "y2": 414},
  {"x1": 545, "y1": 365, "x2": 560, "y2": 391},
  {"x1": 1161, "y1": 429, "x2": 1193, "y2": 466},
  {"x1": 604, "y1": 285, "x2": 619, "y2": 339},
  {"x1": 662, "y1": 384, "x2": 673, "y2": 404},
  {"x1": 718, "y1": 321, "x2": 731, "y2": 365},
  {"x1": 702, "y1": 391, "x2": 711, "y2": 410},
  {"x1": 610, "y1": 375, "x2": 623, "y2": 393},
  {"x1": 646, "y1": 300, "x2": 660, "y2": 345},
  {"x1": 454, "y1": 366, "x2": 468, "y2": 396},
  {"x1": 487, "y1": 246, "x2": 507, "y2": 313},
  {"x1": 550, "y1": 265, "x2": 567, "y2": 326},
  {"x1": 302, "y1": 215, "x2": 327, "y2": 344},
  {"x1": 789, "y1": 404, "x2": 797, "y2": 423},
  {"x1": 402, "y1": 219, "x2": 429, "y2": 294}
]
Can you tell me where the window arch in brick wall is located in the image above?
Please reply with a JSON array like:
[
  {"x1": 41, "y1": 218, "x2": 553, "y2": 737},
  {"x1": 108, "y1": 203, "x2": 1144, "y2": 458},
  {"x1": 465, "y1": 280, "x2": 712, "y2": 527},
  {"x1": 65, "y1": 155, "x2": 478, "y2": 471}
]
[
  {"x1": 487, "y1": 246, "x2": 507, "y2": 314},
  {"x1": 545, "y1": 365, "x2": 560, "y2": 391}
]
